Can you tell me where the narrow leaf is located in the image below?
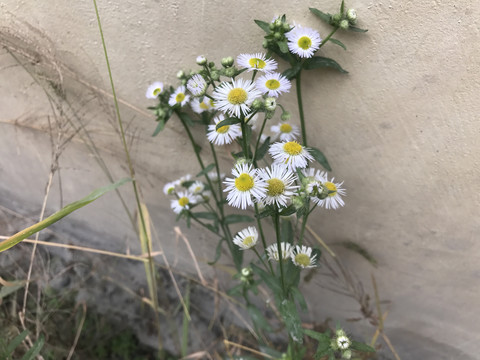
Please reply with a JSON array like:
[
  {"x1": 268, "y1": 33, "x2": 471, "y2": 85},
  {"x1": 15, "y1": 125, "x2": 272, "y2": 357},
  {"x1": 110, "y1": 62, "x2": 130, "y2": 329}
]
[
  {"x1": 194, "y1": 212, "x2": 218, "y2": 221},
  {"x1": 224, "y1": 214, "x2": 254, "y2": 225},
  {"x1": 0, "y1": 280, "x2": 26, "y2": 299},
  {"x1": 279, "y1": 205, "x2": 296, "y2": 217},
  {"x1": 278, "y1": 40, "x2": 289, "y2": 53},
  {"x1": 291, "y1": 286, "x2": 308, "y2": 311},
  {"x1": 247, "y1": 304, "x2": 273, "y2": 332},
  {"x1": 178, "y1": 111, "x2": 194, "y2": 126},
  {"x1": 138, "y1": 203, "x2": 155, "y2": 302},
  {"x1": 351, "y1": 340, "x2": 376, "y2": 352},
  {"x1": 279, "y1": 299, "x2": 303, "y2": 343},
  {"x1": 255, "y1": 136, "x2": 270, "y2": 162},
  {"x1": 21, "y1": 334, "x2": 44, "y2": 360},
  {"x1": 282, "y1": 62, "x2": 302, "y2": 80},
  {"x1": 308, "y1": 146, "x2": 332, "y2": 171},
  {"x1": 216, "y1": 117, "x2": 241, "y2": 130},
  {"x1": 151, "y1": 118, "x2": 165, "y2": 136},
  {"x1": 208, "y1": 238, "x2": 224, "y2": 265},
  {"x1": 349, "y1": 26, "x2": 368, "y2": 33},
  {"x1": 309, "y1": 7, "x2": 332, "y2": 24},
  {"x1": 303, "y1": 56, "x2": 348, "y2": 74},
  {"x1": 6, "y1": 330, "x2": 29, "y2": 356},
  {"x1": 254, "y1": 19, "x2": 270, "y2": 33},
  {"x1": 251, "y1": 263, "x2": 282, "y2": 295},
  {"x1": 329, "y1": 38, "x2": 347, "y2": 50},
  {"x1": 0, "y1": 178, "x2": 131, "y2": 253},
  {"x1": 340, "y1": 241, "x2": 378, "y2": 267},
  {"x1": 196, "y1": 163, "x2": 215, "y2": 177},
  {"x1": 340, "y1": 0, "x2": 345, "y2": 15}
]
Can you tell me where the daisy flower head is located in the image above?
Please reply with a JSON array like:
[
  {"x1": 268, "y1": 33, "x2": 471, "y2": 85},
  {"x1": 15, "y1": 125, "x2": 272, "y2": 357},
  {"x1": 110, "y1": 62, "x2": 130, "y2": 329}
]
[
  {"x1": 213, "y1": 78, "x2": 262, "y2": 118},
  {"x1": 186, "y1": 74, "x2": 207, "y2": 96},
  {"x1": 312, "y1": 176, "x2": 346, "y2": 210},
  {"x1": 191, "y1": 97, "x2": 213, "y2": 114},
  {"x1": 236, "y1": 53, "x2": 278, "y2": 73},
  {"x1": 223, "y1": 163, "x2": 267, "y2": 209},
  {"x1": 170, "y1": 191, "x2": 197, "y2": 214},
  {"x1": 270, "y1": 121, "x2": 300, "y2": 142},
  {"x1": 266, "y1": 242, "x2": 292, "y2": 262},
  {"x1": 285, "y1": 25, "x2": 322, "y2": 58},
  {"x1": 174, "y1": 174, "x2": 192, "y2": 187},
  {"x1": 188, "y1": 180, "x2": 205, "y2": 194},
  {"x1": 233, "y1": 226, "x2": 259, "y2": 250},
  {"x1": 163, "y1": 181, "x2": 176, "y2": 195},
  {"x1": 168, "y1": 85, "x2": 190, "y2": 107},
  {"x1": 207, "y1": 114, "x2": 242, "y2": 146},
  {"x1": 256, "y1": 72, "x2": 291, "y2": 98},
  {"x1": 258, "y1": 164, "x2": 298, "y2": 208},
  {"x1": 207, "y1": 171, "x2": 226, "y2": 182},
  {"x1": 146, "y1": 82, "x2": 164, "y2": 99},
  {"x1": 291, "y1": 245, "x2": 317, "y2": 268},
  {"x1": 269, "y1": 141, "x2": 314, "y2": 171}
]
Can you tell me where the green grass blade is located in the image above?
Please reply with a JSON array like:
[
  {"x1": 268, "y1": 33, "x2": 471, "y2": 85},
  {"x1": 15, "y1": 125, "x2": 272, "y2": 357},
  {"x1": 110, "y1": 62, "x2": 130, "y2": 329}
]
[
  {"x1": 6, "y1": 330, "x2": 29, "y2": 357},
  {"x1": 20, "y1": 334, "x2": 44, "y2": 360},
  {"x1": 181, "y1": 281, "x2": 190, "y2": 357},
  {"x1": 0, "y1": 178, "x2": 131, "y2": 253}
]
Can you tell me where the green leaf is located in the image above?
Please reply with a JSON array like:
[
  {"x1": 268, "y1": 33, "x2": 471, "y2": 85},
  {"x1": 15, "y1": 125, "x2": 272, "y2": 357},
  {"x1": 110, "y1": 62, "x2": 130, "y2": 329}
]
[
  {"x1": 0, "y1": 178, "x2": 131, "y2": 253},
  {"x1": 278, "y1": 40, "x2": 289, "y2": 53},
  {"x1": 350, "y1": 340, "x2": 376, "y2": 352},
  {"x1": 303, "y1": 56, "x2": 348, "y2": 74},
  {"x1": 282, "y1": 63, "x2": 302, "y2": 80},
  {"x1": 280, "y1": 218, "x2": 293, "y2": 243},
  {"x1": 309, "y1": 7, "x2": 332, "y2": 24},
  {"x1": 290, "y1": 286, "x2": 307, "y2": 311},
  {"x1": 254, "y1": 19, "x2": 270, "y2": 33},
  {"x1": 279, "y1": 299, "x2": 303, "y2": 343},
  {"x1": 151, "y1": 118, "x2": 165, "y2": 136},
  {"x1": 255, "y1": 136, "x2": 270, "y2": 162},
  {"x1": 224, "y1": 214, "x2": 254, "y2": 225},
  {"x1": 251, "y1": 263, "x2": 282, "y2": 295},
  {"x1": 255, "y1": 205, "x2": 276, "y2": 219},
  {"x1": 0, "y1": 280, "x2": 26, "y2": 299},
  {"x1": 349, "y1": 26, "x2": 368, "y2": 33},
  {"x1": 178, "y1": 111, "x2": 194, "y2": 126},
  {"x1": 194, "y1": 212, "x2": 218, "y2": 221},
  {"x1": 208, "y1": 238, "x2": 225, "y2": 265},
  {"x1": 340, "y1": 241, "x2": 378, "y2": 267},
  {"x1": 304, "y1": 329, "x2": 332, "y2": 360},
  {"x1": 308, "y1": 146, "x2": 332, "y2": 171},
  {"x1": 247, "y1": 304, "x2": 273, "y2": 332},
  {"x1": 21, "y1": 334, "x2": 44, "y2": 360},
  {"x1": 196, "y1": 163, "x2": 215, "y2": 177},
  {"x1": 216, "y1": 117, "x2": 241, "y2": 130},
  {"x1": 279, "y1": 204, "x2": 297, "y2": 217},
  {"x1": 6, "y1": 330, "x2": 29, "y2": 356},
  {"x1": 329, "y1": 38, "x2": 347, "y2": 50},
  {"x1": 258, "y1": 346, "x2": 284, "y2": 358},
  {"x1": 340, "y1": 0, "x2": 345, "y2": 14}
]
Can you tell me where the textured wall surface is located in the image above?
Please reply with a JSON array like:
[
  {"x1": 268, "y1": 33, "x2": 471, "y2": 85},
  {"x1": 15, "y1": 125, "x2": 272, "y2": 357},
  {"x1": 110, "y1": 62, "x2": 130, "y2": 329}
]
[{"x1": 1, "y1": 1, "x2": 479, "y2": 358}]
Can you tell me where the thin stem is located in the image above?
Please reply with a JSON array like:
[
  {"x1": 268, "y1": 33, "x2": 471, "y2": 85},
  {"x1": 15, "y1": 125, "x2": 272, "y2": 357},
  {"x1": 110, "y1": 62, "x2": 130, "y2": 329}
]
[
  {"x1": 252, "y1": 115, "x2": 268, "y2": 167},
  {"x1": 274, "y1": 212, "x2": 286, "y2": 295},
  {"x1": 318, "y1": 27, "x2": 339, "y2": 51},
  {"x1": 240, "y1": 117, "x2": 250, "y2": 160},
  {"x1": 252, "y1": 247, "x2": 270, "y2": 274},
  {"x1": 296, "y1": 70, "x2": 307, "y2": 146},
  {"x1": 189, "y1": 214, "x2": 222, "y2": 237},
  {"x1": 253, "y1": 204, "x2": 274, "y2": 275}
]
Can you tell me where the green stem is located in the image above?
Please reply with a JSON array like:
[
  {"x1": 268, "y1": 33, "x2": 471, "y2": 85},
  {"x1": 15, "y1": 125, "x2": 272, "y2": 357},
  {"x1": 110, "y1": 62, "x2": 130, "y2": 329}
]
[
  {"x1": 252, "y1": 115, "x2": 268, "y2": 167},
  {"x1": 240, "y1": 117, "x2": 250, "y2": 160},
  {"x1": 274, "y1": 212, "x2": 286, "y2": 296},
  {"x1": 254, "y1": 204, "x2": 274, "y2": 275},
  {"x1": 296, "y1": 70, "x2": 307, "y2": 146},
  {"x1": 189, "y1": 214, "x2": 222, "y2": 237},
  {"x1": 318, "y1": 27, "x2": 339, "y2": 50},
  {"x1": 252, "y1": 247, "x2": 270, "y2": 273}
]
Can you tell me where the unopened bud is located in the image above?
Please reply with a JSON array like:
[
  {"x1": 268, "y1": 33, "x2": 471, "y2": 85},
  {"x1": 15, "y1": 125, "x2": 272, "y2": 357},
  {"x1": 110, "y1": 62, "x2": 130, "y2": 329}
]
[
  {"x1": 274, "y1": 32, "x2": 282, "y2": 40},
  {"x1": 342, "y1": 350, "x2": 352, "y2": 359},
  {"x1": 251, "y1": 98, "x2": 264, "y2": 110},
  {"x1": 196, "y1": 55, "x2": 207, "y2": 65},
  {"x1": 346, "y1": 9, "x2": 357, "y2": 23},
  {"x1": 221, "y1": 56, "x2": 234, "y2": 68},
  {"x1": 283, "y1": 23, "x2": 291, "y2": 32},
  {"x1": 265, "y1": 97, "x2": 276, "y2": 111},
  {"x1": 210, "y1": 71, "x2": 220, "y2": 81},
  {"x1": 155, "y1": 108, "x2": 166, "y2": 118},
  {"x1": 292, "y1": 196, "x2": 304, "y2": 210},
  {"x1": 269, "y1": 22, "x2": 276, "y2": 30},
  {"x1": 176, "y1": 70, "x2": 185, "y2": 79},
  {"x1": 281, "y1": 111, "x2": 291, "y2": 121},
  {"x1": 332, "y1": 13, "x2": 342, "y2": 23},
  {"x1": 339, "y1": 19, "x2": 349, "y2": 29},
  {"x1": 274, "y1": 19, "x2": 282, "y2": 28},
  {"x1": 224, "y1": 67, "x2": 236, "y2": 77},
  {"x1": 262, "y1": 39, "x2": 269, "y2": 48}
]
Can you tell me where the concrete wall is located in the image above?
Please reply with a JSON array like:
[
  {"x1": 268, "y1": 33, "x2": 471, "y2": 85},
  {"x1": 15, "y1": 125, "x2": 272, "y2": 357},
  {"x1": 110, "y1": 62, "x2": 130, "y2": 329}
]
[{"x1": 1, "y1": 1, "x2": 479, "y2": 358}]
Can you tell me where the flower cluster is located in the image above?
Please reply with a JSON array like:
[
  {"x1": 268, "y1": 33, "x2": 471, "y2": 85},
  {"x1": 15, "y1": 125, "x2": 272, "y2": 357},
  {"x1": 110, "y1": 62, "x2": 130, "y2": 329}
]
[{"x1": 163, "y1": 175, "x2": 211, "y2": 215}]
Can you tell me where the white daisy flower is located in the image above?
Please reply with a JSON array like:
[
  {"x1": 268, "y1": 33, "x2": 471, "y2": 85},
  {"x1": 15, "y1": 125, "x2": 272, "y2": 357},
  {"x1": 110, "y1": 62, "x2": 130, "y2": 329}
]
[
  {"x1": 196, "y1": 55, "x2": 207, "y2": 65},
  {"x1": 269, "y1": 141, "x2": 314, "y2": 170},
  {"x1": 285, "y1": 25, "x2": 322, "y2": 58},
  {"x1": 270, "y1": 121, "x2": 300, "y2": 142},
  {"x1": 175, "y1": 174, "x2": 192, "y2": 187},
  {"x1": 207, "y1": 114, "x2": 242, "y2": 146},
  {"x1": 207, "y1": 171, "x2": 226, "y2": 182},
  {"x1": 256, "y1": 72, "x2": 291, "y2": 98},
  {"x1": 223, "y1": 163, "x2": 267, "y2": 209},
  {"x1": 146, "y1": 82, "x2": 164, "y2": 99},
  {"x1": 170, "y1": 191, "x2": 197, "y2": 214},
  {"x1": 257, "y1": 164, "x2": 298, "y2": 208},
  {"x1": 188, "y1": 181, "x2": 205, "y2": 194},
  {"x1": 233, "y1": 226, "x2": 259, "y2": 250},
  {"x1": 291, "y1": 245, "x2": 317, "y2": 268},
  {"x1": 213, "y1": 78, "x2": 262, "y2": 118},
  {"x1": 163, "y1": 182, "x2": 176, "y2": 195},
  {"x1": 191, "y1": 98, "x2": 213, "y2": 113},
  {"x1": 336, "y1": 335, "x2": 351, "y2": 350},
  {"x1": 266, "y1": 242, "x2": 292, "y2": 262},
  {"x1": 236, "y1": 53, "x2": 278, "y2": 73},
  {"x1": 168, "y1": 85, "x2": 190, "y2": 107},
  {"x1": 186, "y1": 74, "x2": 207, "y2": 96},
  {"x1": 312, "y1": 176, "x2": 346, "y2": 210}
]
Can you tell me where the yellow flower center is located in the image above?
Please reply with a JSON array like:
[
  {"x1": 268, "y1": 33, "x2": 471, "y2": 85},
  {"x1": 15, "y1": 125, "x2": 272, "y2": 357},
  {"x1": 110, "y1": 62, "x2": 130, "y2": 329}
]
[
  {"x1": 175, "y1": 92, "x2": 186, "y2": 103},
  {"x1": 298, "y1": 36, "x2": 312, "y2": 50},
  {"x1": 265, "y1": 79, "x2": 281, "y2": 90},
  {"x1": 242, "y1": 236, "x2": 255, "y2": 247},
  {"x1": 153, "y1": 88, "x2": 162, "y2": 96},
  {"x1": 267, "y1": 178, "x2": 285, "y2": 196},
  {"x1": 216, "y1": 125, "x2": 230, "y2": 134},
  {"x1": 280, "y1": 123, "x2": 292, "y2": 133},
  {"x1": 283, "y1": 141, "x2": 302, "y2": 156},
  {"x1": 325, "y1": 181, "x2": 337, "y2": 197},
  {"x1": 234, "y1": 173, "x2": 254, "y2": 192},
  {"x1": 199, "y1": 101, "x2": 209, "y2": 110},
  {"x1": 178, "y1": 197, "x2": 189, "y2": 207},
  {"x1": 248, "y1": 57, "x2": 266, "y2": 69},
  {"x1": 295, "y1": 253, "x2": 311, "y2": 267},
  {"x1": 228, "y1": 88, "x2": 248, "y2": 105},
  {"x1": 209, "y1": 99, "x2": 215, "y2": 107}
]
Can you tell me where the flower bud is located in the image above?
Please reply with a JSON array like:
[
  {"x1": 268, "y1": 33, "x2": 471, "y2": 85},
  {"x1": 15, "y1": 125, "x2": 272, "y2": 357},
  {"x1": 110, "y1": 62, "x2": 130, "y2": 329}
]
[
  {"x1": 235, "y1": 157, "x2": 248, "y2": 166},
  {"x1": 221, "y1": 56, "x2": 234, "y2": 68},
  {"x1": 196, "y1": 55, "x2": 207, "y2": 65},
  {"x1": 274, "y1": 32, "x2": 282, "y2": 40},
  {"x1": 282, "y1": 23, "x2": 291, "y2": 32},
  {"x1": 274, "y1": 19, "x2": 282, "y2": 28},
  {"x1": 281, "y1": 111, "x2": 291, "y2": 121},
  {"x1": 346, "y1": 9, "x2": 357, "y2": 23},
  {"x1": 251, "y1": 98, "x2": 264, "y2": 110},
  {"x1": 224, "y1": 67, "x2": 236, "y2": 77},
  {"x1": 292, "y1": 196, "x2": 304, "y2": 210},
  {"x1": 155, "y1": 108, "x2": 166, "y2": 118},
  {"x1": 265, "y1": 97, "x2": 276, "y2": 111},
  {"x1": 332, "y1": 13, "x2": 342, "y2": 23},
  {"x1": 210, "y1": 70, "x2": 220, "y2": 81},
  {"x1": 342, "y1": 350, "x2": 352, "y2": 359},
  {"x1": 241, "y1": 267, "x2": 252, "y2": 277},
  {"x1": 176, "y1": 70, "x2": 185, "y2": 79},
  {"x1": 262, "y1": 39, "x2": 269, "y2": 48},
  {"x1": 269, "y1": 22, "x2": 276, "y2": 30},
  {"x1": 339, "y1": 19, "x2": 350, "y2": 30}
]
